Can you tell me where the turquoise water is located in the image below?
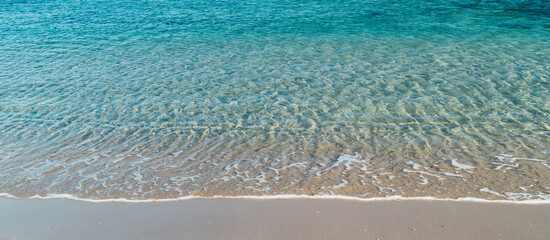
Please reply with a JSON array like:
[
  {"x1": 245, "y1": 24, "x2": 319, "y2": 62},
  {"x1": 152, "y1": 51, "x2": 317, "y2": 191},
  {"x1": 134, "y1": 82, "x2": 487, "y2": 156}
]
[{"x1": 0, "y1": 0, "x2": 549, "y2": 200}]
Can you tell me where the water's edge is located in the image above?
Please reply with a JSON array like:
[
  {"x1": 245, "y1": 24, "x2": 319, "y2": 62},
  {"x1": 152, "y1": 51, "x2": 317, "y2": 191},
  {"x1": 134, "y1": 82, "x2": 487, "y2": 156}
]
[{"x1": 1, "y1": 192, "x2": 549, "y2": 204}]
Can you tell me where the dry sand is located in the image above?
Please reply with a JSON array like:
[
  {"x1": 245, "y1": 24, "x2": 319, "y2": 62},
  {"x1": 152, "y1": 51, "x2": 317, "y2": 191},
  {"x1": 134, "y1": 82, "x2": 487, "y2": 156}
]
[{"x1": 1, "y1": 198, "x2": 549, "y2": 240}]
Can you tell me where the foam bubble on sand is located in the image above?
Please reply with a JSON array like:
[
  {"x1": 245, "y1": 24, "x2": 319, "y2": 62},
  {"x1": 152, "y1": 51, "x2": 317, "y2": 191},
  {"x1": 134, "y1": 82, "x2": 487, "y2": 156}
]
[
  {"x1": 451, "y1": 159, "x2": 475, "y2": 172},
  {"x1": 331, "y1": 153, "x2": 370, "y2": 171},
  {"x1": 331, "y1": 179, "x2": 349, "y2": 189},
  {"x1": 403, "y1": 169, "x2": 445, "y2": 184},
  {"x1": 505, "y1": 192, "x2": 550, "y2": 201},
  {"x1": 406, "y1": 161, "x2": 422, "y2": 170},
  {"x1": 315, "y1": 153, "x2": 371, "y2": 177},
  {"x1": 254, "y1": 172, "x2": 267, "y2": 184},
  {"x1": 480, "y1": 188, "x2": 505, "y2": 197},
  {"x1": 280, "y1": 162, "x2": 309, "y2": 171},
  {"x1": 439, "y1": 172, "x2": 463, "y2": 177},
  {"x1": 271, "y1": 161, "x2": 310, "y2": 176},
  {"x1": 493, "y1": 154, "x2": 550, "y2": 171}
]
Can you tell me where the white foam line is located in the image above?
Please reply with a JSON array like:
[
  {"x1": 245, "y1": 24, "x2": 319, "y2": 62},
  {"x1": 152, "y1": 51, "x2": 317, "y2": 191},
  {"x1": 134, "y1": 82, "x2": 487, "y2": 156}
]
[
  {"x1": 452, "y1": 159, "x2": 475, "y2": 172},
  {"x1": 1, "y1": 193, "x2": 549, "y2": 204},
  {"x1": 479, "y1": 187, "x2": 505, "y2": 197},
  {"x1": 405, "y1": 161, "x2": 422, "y2": 170},
  {"x1": 403, "y1": 169, "x2": 445, "y2": 181}
]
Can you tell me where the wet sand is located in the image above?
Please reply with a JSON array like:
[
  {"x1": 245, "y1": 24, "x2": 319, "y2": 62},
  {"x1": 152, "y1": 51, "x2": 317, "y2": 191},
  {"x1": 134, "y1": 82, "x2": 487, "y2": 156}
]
[{"x1": 1, "y1": 198, "x2": 549, "y2": 240}]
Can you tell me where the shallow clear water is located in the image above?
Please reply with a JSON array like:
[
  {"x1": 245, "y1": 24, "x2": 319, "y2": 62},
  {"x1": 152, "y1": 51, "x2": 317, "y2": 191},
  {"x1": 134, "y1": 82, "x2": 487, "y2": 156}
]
[{"x1": 1, "y1": 0, "x2": 549, "y2": 200}]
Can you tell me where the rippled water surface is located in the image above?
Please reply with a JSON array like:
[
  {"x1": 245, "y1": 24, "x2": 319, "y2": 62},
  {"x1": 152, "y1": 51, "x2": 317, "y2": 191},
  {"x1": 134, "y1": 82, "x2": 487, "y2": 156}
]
[{"x1": 1, "y1": 0, "x2": 549, "y2": 201}]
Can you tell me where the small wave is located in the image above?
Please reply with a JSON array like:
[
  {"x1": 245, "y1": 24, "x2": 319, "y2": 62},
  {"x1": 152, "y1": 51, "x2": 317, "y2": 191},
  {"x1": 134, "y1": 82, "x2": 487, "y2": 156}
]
[{"x1": 1, "y1": 192, "x2": 549, "y2": 204}]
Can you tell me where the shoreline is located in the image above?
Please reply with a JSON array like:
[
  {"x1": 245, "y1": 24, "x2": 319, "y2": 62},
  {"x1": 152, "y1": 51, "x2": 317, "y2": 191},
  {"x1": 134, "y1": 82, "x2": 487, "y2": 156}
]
[
  {"x1": 2, "y1": 198, "x2": 550, "y2": 240},
  {"x1": 2, "y1": 193, "x2": 550, "y2": 204}
]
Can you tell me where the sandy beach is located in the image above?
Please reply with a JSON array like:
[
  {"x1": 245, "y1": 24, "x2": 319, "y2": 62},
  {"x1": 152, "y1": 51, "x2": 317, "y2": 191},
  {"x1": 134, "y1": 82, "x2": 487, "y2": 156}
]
[{"x1": 1, "y1": 198, "x2": 549, "y2": 240}]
